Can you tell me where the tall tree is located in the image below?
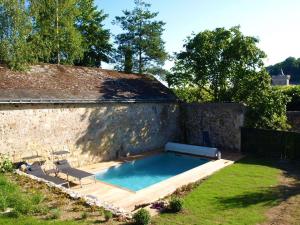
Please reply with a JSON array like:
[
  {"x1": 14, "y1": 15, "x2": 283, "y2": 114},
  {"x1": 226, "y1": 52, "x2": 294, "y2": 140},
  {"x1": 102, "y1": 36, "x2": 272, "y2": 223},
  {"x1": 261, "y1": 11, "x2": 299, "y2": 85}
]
[
  {"x1": 169, "y1": 27, "x2": 289, "y2": 130},
  {"x1": 29, "y1": 0, "x2": 83, "y2": 64},
  {"x1": 75, "y1": 0, "x2": 112, "y2": 67},
  {"x1": 114, "y1": 0, "x2": 168, "y2": 74},
  {"x1": 0, "y1": 0, "x2": 33, "y2": 70}
]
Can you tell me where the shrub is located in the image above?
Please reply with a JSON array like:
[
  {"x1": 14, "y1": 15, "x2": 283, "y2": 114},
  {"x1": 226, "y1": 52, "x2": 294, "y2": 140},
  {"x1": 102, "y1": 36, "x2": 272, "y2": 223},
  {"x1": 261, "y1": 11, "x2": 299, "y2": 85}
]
[
  {"x1": 81, "y1": 212, "x2": 88, "y2": 220},
  {"x1": 13, "y1": 196, "x2": 33, "y2": 214},
  {"x1": 133, "y1": 208, "x2": 151, "y2": 225},
  {"x1": 0, "y1": 156, "x2": 14, "y2": 173},
  {"x1": 169, "y1": 197, "x2": 183, "y2": 213},
  {"x1": 49, "y1": 208, "x2": 61, "y2": 219},
  {"x1": 31, "y1": 192, "x2": 45, "y2": 205},
  {"x1": 275, "y1": 85, "x2": 300, "y2": 111},
  {"x1": 172, "y1": 87, "x2": 213, "y2": 103},
  {"x1": 32, "y1": 205, "x2": 49, "y2": 215},
  {"x1": 6, "y1": 210, "x2": 21, "y2": 218},
  {"x1": 104, "y1": 210, "x2": 113, "y2": 221}
]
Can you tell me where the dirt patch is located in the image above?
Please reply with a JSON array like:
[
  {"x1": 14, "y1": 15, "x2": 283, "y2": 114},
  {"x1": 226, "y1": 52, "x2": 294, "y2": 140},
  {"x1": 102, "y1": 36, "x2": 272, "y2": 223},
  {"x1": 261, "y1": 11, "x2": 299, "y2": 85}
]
[{"x1": 260, "y1": 162, "x2": 300, "y2": 225}]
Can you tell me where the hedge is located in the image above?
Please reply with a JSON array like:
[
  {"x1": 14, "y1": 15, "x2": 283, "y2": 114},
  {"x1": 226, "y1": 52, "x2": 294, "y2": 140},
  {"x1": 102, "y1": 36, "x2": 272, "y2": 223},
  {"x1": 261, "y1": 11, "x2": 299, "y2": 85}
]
[{"x1": 241, "y1": 127, "x2": 300, "y2": 159}]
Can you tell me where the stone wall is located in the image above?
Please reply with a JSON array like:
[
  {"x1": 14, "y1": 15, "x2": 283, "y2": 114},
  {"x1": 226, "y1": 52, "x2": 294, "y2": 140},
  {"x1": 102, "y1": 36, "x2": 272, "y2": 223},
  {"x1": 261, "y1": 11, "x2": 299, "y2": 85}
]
[
  {"x1": 287, "y1": 111, "x2": 300, "y2": 133},
  {"x1": 0, "y1": 103, "x2": 180, "y2": 167},
  {"x1": 182, "y1": 103, "x2": 246, "y2": 151}
]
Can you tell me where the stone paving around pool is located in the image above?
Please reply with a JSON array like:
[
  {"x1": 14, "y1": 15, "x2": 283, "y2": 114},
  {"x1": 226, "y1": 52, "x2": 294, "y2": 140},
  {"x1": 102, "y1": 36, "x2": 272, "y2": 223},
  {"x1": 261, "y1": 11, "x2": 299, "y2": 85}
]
[{"x1": 70, "y1": 151, "x2": 243, "y2": 213}]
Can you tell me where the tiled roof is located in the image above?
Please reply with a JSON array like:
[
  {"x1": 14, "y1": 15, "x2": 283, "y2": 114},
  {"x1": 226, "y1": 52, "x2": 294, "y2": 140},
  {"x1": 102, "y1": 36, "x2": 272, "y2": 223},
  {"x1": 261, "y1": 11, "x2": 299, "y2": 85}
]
[{"x1": 0, "y1": 64, "x2": 177, "y2": 103}]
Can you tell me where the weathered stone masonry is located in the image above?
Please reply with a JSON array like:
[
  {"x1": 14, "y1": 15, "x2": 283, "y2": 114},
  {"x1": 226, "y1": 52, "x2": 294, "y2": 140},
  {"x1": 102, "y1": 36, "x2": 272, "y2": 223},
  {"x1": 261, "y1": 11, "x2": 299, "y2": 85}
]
[
  {"x1": 0, "y1": 102, "x2": 246, "y2": 166},
  {"x1": 182, "y1": 103, "x2": 246, "y2": 151},
  {"x1": 0, "y1": 103, "x2": 180, "y2": 167}
]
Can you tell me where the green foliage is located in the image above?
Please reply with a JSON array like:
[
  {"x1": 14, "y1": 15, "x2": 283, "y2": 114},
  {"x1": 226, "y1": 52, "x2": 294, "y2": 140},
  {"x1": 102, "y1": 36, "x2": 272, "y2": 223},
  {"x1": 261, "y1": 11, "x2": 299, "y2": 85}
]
[
  {"x1": 0, "y1": 0, "x2": 112, "y2": 69},
  {"x1": 0, "y1": 0, "x2": 34, "y2": 70},
  {"x1": 75, "y1": 0, "x2": 112, "y2": 67},
  {"x1": 169, "y1": 26, "x2": 289, "y2": 130},
  {"x1": 49, "y1": 208, "x2": 61, "y2": 219},
  {"x1": 0, "y1": 156, "x2": 14, "y2": 173},
  {"x1": 80, "y1": 211, "x2": 88, "y2": 220},
  {"x1": 0, "y1": 175, "x2": 46, "y2": 216},
  {"x1": 146, "y1": 67, "x2": 171, "y2": 81},
  {"x1": 169, "y1": 197, "x2": 183, "y2": 213},
  {"x1": 103, "y1": 210, "x2": 113, "y2": 221},
  {"x1": 6, "y1": 209, "x2": 21, "y2": 218},
  {"x1": 31, "y1": 192, "x2": 45, "y2": 205},
  {"x1": 133, "y1": 208, "x2": 151, "y2": 225},
  {"x1": 172, "y1": 87, "x2": 213, "y2": 103},
  {"x1": 274, "y1": 85, "x2": 300, "y2": 111},
  {"x1": 241, "y1": 127, "x2": 300, "y2": 159},
  {"x1": 245, "y1": 87, "x2": 290, "y2": 130},
  {"x1": 114, "y1": 0, "x2": 168, "y2": 74},
  {"x1": 29, "y1": 0, "x2": 83, "y2": 64},
  {"x1": 267, "y1": 57, "x2": 300, "y2": 84}
]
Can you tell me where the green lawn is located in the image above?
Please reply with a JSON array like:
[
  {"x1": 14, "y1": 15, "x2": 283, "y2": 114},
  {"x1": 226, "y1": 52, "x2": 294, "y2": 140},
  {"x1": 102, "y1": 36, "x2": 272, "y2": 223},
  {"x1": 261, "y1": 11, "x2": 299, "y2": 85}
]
[
  {"x1": 0, "y1": 157, "x2": 295, "y2": 225},
  {"x1": 153, "y1": 157, "x2": 282, "y2": 225},
  {"x1": 0, "y1": 217, "x2": 89, "y2": 225}
]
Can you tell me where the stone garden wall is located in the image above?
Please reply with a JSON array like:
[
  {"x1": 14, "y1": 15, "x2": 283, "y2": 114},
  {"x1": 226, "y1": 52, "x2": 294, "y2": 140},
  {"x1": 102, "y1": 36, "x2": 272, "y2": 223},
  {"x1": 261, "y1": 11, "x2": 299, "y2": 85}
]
[
  {"x1": 0, "y1": 102, "x2": 246, "y2": 167},
  {"x1": 182, "y1": 103, "x2": 246, "y2": 151},
  {"x1": 0, "y1": 103, "x2": 180, "y2": 167}
]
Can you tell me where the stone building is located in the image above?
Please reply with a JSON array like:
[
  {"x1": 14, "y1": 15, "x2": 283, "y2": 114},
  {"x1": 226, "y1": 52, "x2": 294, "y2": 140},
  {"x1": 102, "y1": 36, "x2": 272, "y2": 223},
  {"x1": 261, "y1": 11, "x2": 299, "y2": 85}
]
[
  {"x1": 0, "y1": 64, "x2": 181, "y2": 166},
  {"x1": 0, "y1": 64, "x2": 245, "y2": 167},
  {"x1": 271, "y1": 70, "x2": 291, "y2": 86}
]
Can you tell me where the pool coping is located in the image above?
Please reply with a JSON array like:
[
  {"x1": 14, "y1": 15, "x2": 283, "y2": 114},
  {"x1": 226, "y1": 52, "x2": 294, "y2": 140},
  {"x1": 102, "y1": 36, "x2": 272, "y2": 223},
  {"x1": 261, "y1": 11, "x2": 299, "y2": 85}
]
[
  {"x1": 73, "y1": 150, "x2": 244, "y2": 212},
  {"x1": 94, "y1": 152, "x2": 211, "y2": 193}
]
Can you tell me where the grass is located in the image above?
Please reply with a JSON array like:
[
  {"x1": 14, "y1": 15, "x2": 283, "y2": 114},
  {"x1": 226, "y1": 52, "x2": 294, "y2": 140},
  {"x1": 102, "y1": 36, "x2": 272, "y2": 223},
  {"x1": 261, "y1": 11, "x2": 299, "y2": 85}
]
[
  {"x1": 0, "y1": 175, "x2": 44, "y2": 216},
  {"x1": 0, "y1": 173, "x2": 122, "y2": 225},
  {"x1": 153, "y1": 157, "x2": 284, "y2": 225},
  {"x1": 0, "y1": 216, "x2": 91, "y2": 225},
  {"x1": 0, "y1": 156, "x2": 299, "y2": 225}
]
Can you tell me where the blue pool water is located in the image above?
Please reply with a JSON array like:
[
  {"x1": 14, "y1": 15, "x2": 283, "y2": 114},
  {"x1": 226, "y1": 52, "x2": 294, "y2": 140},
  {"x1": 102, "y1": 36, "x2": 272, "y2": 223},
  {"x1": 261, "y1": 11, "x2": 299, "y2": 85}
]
[{"x1": 95, "y1": 153, "x2": 209, "y2": 191}]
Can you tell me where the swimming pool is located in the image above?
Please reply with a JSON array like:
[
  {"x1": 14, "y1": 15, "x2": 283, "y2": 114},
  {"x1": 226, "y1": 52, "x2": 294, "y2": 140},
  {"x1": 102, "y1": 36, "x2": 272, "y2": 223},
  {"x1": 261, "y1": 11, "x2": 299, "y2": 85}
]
[{"x1": 95, "y1": 152, "x2": 210, "y2": 192}]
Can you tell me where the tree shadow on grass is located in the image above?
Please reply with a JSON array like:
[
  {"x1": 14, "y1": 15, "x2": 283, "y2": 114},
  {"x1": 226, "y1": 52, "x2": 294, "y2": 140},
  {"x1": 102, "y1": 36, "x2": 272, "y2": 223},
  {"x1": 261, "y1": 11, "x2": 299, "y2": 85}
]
[{"x1": 216, "y1": 155, "x2": 300, "y2": 210}]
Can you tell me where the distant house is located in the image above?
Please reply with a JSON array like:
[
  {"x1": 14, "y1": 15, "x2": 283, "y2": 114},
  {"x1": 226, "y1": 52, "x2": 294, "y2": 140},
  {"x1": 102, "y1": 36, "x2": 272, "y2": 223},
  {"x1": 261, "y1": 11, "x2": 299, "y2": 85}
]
[{"x1": 271, "y1": 70, "x2": 291, "y2": 86}]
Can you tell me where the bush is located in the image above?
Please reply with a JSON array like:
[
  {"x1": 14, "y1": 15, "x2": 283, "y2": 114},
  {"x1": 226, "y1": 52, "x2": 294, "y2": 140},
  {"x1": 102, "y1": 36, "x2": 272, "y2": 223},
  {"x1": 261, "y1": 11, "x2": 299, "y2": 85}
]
[
  {"x1": 104, "y1": 210, "x2": 113, "y2": 221},
  {"x1": 133, "y1": 208, "x2": 151, "y2": 225},
  {"x1": 6, "y1": 210, "x2": 21, "y2": 218},
  {"x1": 49, "y1": 208, "x2": 61, "y2": 219},
  {"x1": 172, "y1": 87, "x2": 213, "y2": 103},
  {"x1": 81, "y1": 212, "x2": 88, "y2": 220},
  {"x1": 0, "y1": 156, "x2": 14, "y2": 173},
  {"x1": 169, "y1": 197, "x2": 183, "y2": 213},
  {"x1": 245, "y1": 87, "x2": 290, "y2": 130},
  {"x1": 31, "y1": 192, "x2": 45, "y2": 205},
  {"x1": 13, "y1": 196, "x2": 33, "y2": 214},
  {"x1": 275, "y1": 86, "x2": 300, "y2": 111}
]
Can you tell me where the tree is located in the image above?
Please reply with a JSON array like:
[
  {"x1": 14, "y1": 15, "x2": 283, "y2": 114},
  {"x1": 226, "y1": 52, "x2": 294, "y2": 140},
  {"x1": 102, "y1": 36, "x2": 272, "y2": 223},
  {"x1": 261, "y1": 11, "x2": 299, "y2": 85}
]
[
  {"x1": 169, "y1": 26, "x2": 290, "y2": 130},
  {"x1": 29, "y1": 0, "x2": 83, "y2": 64},
  {"x1": 75, "y1": 0, "x2": 112, "y2": 67},
  {"x1": 114, "y1": 0, "x2": 168, "y2": 74},
  {"x1": 0, "y1": 0, "x2": 33, "y2": 70}
]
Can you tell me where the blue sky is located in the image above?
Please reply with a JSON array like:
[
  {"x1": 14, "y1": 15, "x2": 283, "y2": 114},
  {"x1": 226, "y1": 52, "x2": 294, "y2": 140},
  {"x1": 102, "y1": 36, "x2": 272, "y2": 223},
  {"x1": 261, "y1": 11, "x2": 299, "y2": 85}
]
[{"x1": 95, "y1": 0, "x2": 300, "y2": 69}]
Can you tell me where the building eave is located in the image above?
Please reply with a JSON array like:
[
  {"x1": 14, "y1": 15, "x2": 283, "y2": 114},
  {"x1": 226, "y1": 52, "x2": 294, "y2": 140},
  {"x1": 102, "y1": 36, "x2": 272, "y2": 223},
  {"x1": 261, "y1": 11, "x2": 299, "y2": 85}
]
[{"x1": 0, "y1": 98, "x2": 179, "y2": 104}]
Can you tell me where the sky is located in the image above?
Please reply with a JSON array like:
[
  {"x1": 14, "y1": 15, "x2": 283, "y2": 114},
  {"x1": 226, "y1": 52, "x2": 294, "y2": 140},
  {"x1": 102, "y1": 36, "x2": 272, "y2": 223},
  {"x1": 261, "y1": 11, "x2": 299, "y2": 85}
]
[{"x1": 95, "y1": 0, "x2": 300, "y2": 69}]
